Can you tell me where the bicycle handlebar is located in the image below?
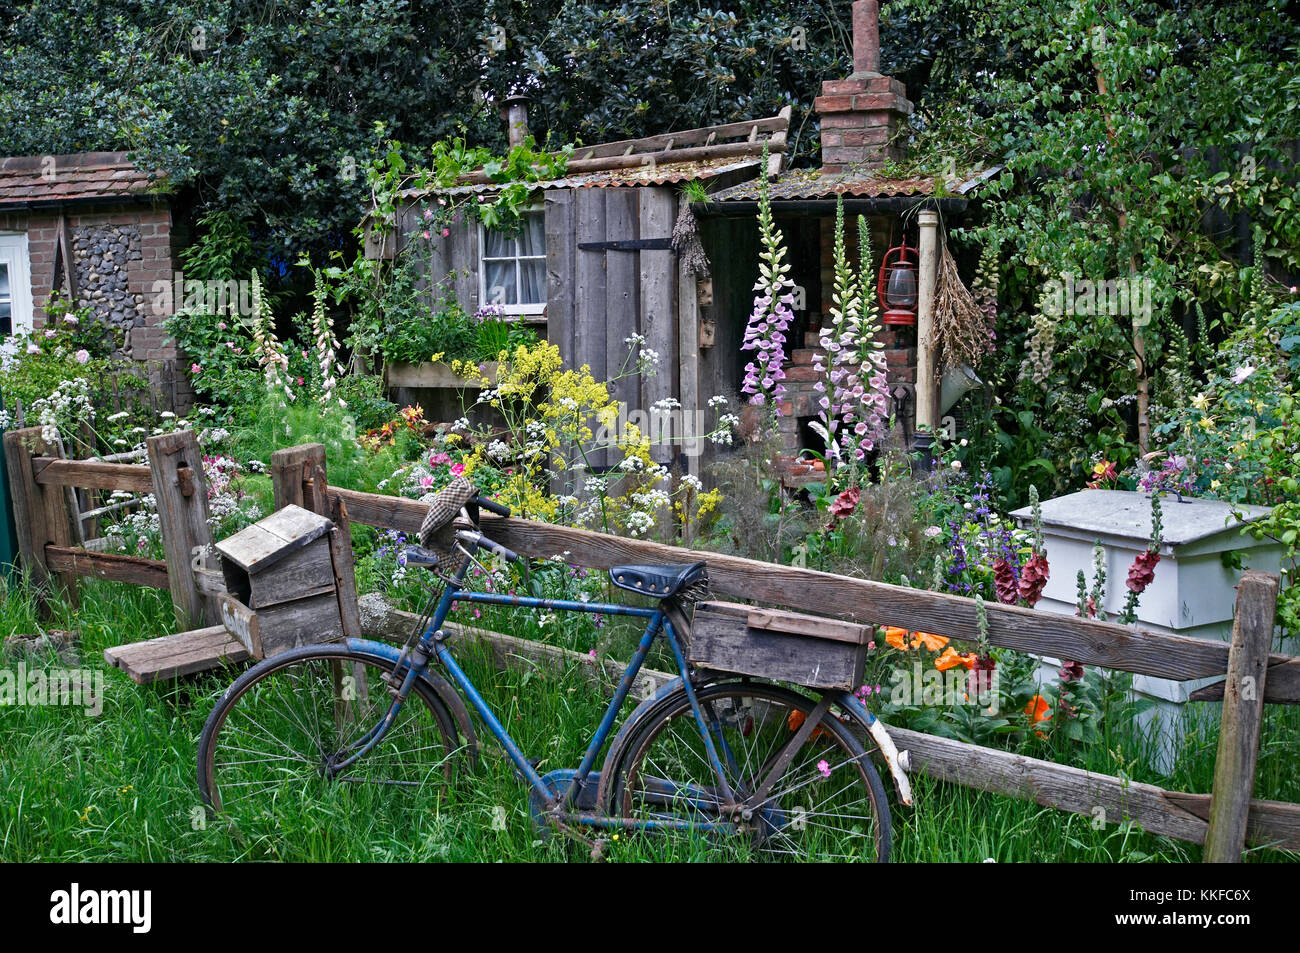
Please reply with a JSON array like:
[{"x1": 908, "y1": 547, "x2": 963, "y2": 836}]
[
  {"x1": 472, "y1": 495, "x2": 512, "y2": 518},
  {"x1": 456, "y1": 529, "x2": 519, "y2": 564}
]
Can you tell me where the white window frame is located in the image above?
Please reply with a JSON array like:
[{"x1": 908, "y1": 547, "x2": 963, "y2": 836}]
[
  {"x1": 0, "y1": 232, "x2": 34, "y2": 336},
  {"x1": 477, "y1": 206, "x2": 547, "y2": 320}
]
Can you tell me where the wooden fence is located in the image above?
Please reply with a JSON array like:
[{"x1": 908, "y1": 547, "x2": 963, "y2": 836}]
[{"x1": 6, "y1": 433, "x2": 1298, "y2": 861}]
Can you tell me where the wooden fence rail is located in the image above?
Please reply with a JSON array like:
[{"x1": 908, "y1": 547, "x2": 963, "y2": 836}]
[
  {"x1": 6, "y1": 433, "x2": 1298, "y2": 861},
  {"x1": 3, "y1": 427, "x2": 215, "y2": 628}
]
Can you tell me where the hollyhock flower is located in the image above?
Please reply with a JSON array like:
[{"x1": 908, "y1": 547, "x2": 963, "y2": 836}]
[
  {"x1": 1059, "y1": 660, "x2": 1085, "y2": 682},
  {"x1": 1018, "y1": 552, "x2": 1050, "y2": 607},
  {"x1": 993, "y1": 557, "x2": 1019, "y2": 605},
  {"x1": 828, "y1": 486, "x2": 860, "y2": 520},
  {"x1": 1126, "y1": 549, "x2": 1160, "y2": 593}
]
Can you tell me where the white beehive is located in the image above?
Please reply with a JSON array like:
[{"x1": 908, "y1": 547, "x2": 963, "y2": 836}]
[{"x1": 1010, "y1": 489, "x2": 1284, "y2": 771}]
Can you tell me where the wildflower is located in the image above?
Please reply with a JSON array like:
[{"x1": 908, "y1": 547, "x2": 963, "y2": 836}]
[
  {"x1": 1018, "y1": 552, "x2": 1050, "y2": 607},
  {"x1": 1232, "y1": 365, "x2": 1255, "y2": 384},
  {"x1": 1126, "y1": 549, "x2": 1160, "y2": 593},
  {"x1": 951, "y1": 460, "x2": 962, "y2": 470},
  {"x1": 828, "y1": 486, "x2": 860, "y2": 520},
  {"x1": 74, "y1": 349, "x2": 90, "y2": 364},
  {"x1": 190, "y1": 363, "x2": 202, "y2": 374},
  {"x1": 816, "y1": 760, "x2": 832, "y2": 779},
  {"x1": 992, "y1": 557, "x2": 1019, "y2": 605},
  {"x1": 26, "y1": 343, "x2": 40, "y2": 354},
  {"x1": 924, "y1": 526, "x2": 942, "y2": 538},
  {"x1": 1025, "y1": 694, "x2": 1052, "y2": 728}
]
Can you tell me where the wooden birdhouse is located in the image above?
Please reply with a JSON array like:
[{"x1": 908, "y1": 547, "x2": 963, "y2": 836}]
[{"x1": 214, "y1": 504, "x2": 349, "y2": 658}]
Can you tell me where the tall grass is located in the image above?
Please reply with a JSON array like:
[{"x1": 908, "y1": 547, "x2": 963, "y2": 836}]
[{"x1": 1, "y1": 578, "x2": 1296, "y2": 862}]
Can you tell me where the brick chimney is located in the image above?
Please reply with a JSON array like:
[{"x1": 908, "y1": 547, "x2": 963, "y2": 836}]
[{"x1": 814, "y1": 0, "x2": 912, "y2": 173}]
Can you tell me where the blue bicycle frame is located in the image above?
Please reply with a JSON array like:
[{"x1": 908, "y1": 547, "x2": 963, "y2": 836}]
[{"x1": 358, "y1": 552, "x2": 738, "y2": 834}]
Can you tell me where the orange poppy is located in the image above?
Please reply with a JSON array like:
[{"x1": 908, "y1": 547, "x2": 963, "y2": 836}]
[
  {"x1": 915, "y1": 631, "x2": 949, "y2": 652},
  {"x1": 1025, "y1": 694, "x2": 1052, "y2": 737},
  {"x1": 786, "y1": 709, "x2": 832, "y2": 741},
  {"x1": 935, "y1": 647, "x2": 977, "y2": 671},
  {"x1": 882, "y1": 626, "x2": 949, "y2": 652}
]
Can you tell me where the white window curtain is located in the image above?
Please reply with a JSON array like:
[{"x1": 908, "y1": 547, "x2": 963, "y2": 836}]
[
  {"x1": 480, "y1": 210, "x2": 546, "y2": 313},
  {"x1": 0, "y1": 234, "x2": 34, "y2": 336}
]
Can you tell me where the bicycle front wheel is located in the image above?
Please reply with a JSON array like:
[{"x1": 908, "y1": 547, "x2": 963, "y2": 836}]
[
  {"x1": 197, "y1": 644, "x2": 462, "y2": 824},
  {"x1": 601, "y1": 681, "x2": 892, "y2": 861}
]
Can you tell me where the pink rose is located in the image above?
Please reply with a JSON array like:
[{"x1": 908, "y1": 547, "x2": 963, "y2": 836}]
[
  {"x1": 74, "y1": 349, "x2": 90, "y2": 364},
  {"x1": 190, "y1": 363, "x2": 202, "y2": 374}
]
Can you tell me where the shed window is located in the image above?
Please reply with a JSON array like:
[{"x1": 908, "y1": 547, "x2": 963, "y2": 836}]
[
  {"x1": 0, "y1": 233, "x2": 34, "y2": 336},
  {"x1": 479, "y1": 209, "x2": 546, "y2": 317}
]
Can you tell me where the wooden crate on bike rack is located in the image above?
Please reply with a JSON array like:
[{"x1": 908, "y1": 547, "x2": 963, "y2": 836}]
[
  {"x1": 689, "y1": 601, "x2": 870, "y2": 691},
  {"x1": 214, "y1": 504, "x2": 346, "y2": 658}
]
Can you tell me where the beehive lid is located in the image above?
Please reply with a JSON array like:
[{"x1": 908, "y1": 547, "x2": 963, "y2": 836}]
[
  {"x1": 1010, "y1": 490, "x2": 1272, "y2": 552},
  {"x1": 215, "y1": 504, "x2": 334, "y2": 573}
]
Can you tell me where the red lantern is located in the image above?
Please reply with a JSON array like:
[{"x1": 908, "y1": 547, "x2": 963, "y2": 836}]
[{"x1": 878, "y1": 238, "x2": 918, "y2": 326}]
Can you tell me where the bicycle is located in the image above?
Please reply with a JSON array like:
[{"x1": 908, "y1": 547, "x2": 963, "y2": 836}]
[{"x1": 197, "y1": 479, "x2": 910, "y2": 861}]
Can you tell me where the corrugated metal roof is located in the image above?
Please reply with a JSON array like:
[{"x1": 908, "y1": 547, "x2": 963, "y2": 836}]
[
  {"x1": 706, "y1": 164, "x2": 1003, "y2": 202},
  {"x1": 420, "y1": 156, "x2": 763, "y2": 198},
  {"x1": 0, "y1": 152, "x2": 167, "y2": 206}
]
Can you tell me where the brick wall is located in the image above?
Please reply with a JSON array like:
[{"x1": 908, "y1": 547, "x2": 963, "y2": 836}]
[{"x1": 0, "y1": 201, "x2": 194, "y2": 413}]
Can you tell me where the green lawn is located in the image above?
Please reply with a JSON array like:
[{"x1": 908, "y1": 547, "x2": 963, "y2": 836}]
[{"x1": 1, "y1": 578, "x2": 1296, "y2": 862}]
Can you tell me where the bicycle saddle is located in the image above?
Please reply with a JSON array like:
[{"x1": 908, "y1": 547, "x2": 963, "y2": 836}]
[{"x1": 609, "y1": 561, "x2": 707, "y2": 597}]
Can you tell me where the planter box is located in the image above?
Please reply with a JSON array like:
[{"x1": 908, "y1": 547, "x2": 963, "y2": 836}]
[
  {"x1": 1010, "y1": 489, "x2": 1286, "y2": 771},
  {"x1": 384, "y1": 361, "x2": 499, "y2": 390},
  {"x1": 689, "y1": 601, "x2": 870, "y2": 691}
]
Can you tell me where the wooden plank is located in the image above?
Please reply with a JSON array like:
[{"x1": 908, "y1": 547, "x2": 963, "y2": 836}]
[
  {"x1": 1190, "y1": 657, "x2": 1300, "y2": 705},
  {"x1": 255, "y1": 592, "x2": 345, "y2": 657},
  {"x1": 271, "y1": 444, "x2": 326, "y2": 512},
  {"x1": 575, "y1": 187, "x2": 608, "y2": 469},
  {"x1": 888, "y1": 724, "x2": 1210, "y2": 844},
  {"x1": 44, "y1": 545, "x2": 169, "y2": 588},
  {"x1": 604, "y1": 187, "x2": 639, "y2": 434},
  {"x1": 1204, "y1": 571, "x2": 1279, "y2": 862},
  {"x1": 327, "y1": 497, "x2": 363, "y2": 641},
  {"x1": 639, "y1": 187, "x2": 677, "y2": 465},
  {"x1": 215, "y1": 504, "x2": 332, "y2": 573},
  {"x1": 449, "y1": 219, "x2": 479, "y2": 316},
  {"x1": 564, "y1": 113, "x2": 791, "y2": 161},
  {"x1": 677, "y1": 257, "x2": 701, "y2": 481},
  {"x1": 219, "y1": 594, "x2": 263, "y2": 658},
  {"x1": 1164, "y1": 791, "x2": 1300, "y2": 852},
  {"x1": 147, "y1": 431, "x2": 217, "y2": 628},
  {"x1": 690, "y1": 605, "x2": 865, "y2": 691},
  {"x1": 246, "y1": 539, "x2": 336, "y2": 609},
  {"x1": 746, "y1": 606, "x2": 869, "y2": 644},
  {"x1": 4, "y1": 428, "x2": 52, "y2": 586},
  {"x1": 32, "y1": 434, "x2": 81, "y2": 606},
  {"x1": 104, "y1": 625, "x2": 248, "y2": 684},
  {"x1": 545, "y1": 189, "x2": 576, "y2": 495},
  {"x1": 34, "y1": 459, "x2": 152, "y2": 493},
  {"x1": 323, "y1": 488, "x2": 1283, "y2": 682},
  {"x1": 521, "y1": 140, "x2": 781, "y2": 177}
]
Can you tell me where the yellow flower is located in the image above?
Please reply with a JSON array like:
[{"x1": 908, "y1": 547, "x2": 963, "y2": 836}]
[
  {"x1": 1191, "y1": 392, "x2": 1210, "y2": 411},
  {"x1": 1198, "y1": 416, "x2": 1216, "y2": 432}
]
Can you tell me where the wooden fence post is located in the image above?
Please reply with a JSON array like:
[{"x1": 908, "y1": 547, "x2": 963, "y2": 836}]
[
  {"x1": 271, "y1": 444, "x2": 327, "y2": 514},
  {"x1": 147, "y1": 430, "x2": 216, "y2": 628},
  {"x1": 1203, "y1": 570, "x2": 1279, "y2": 862},
  {"x1": 3, "y1": 426, "x2": 80, "y2": 606}
]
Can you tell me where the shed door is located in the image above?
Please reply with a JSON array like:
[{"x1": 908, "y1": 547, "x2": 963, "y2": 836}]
[{"x1": 545, "y1": 186, "x2": 681, "y2": 473}]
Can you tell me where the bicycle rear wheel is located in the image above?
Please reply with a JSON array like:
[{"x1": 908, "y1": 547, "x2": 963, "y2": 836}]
[
  {"x1": 197, "y1": 644, "x2": 462, "y2": 823},
  {"x1": 601, "y1": 681, "x2": 892, "y2": 861}
]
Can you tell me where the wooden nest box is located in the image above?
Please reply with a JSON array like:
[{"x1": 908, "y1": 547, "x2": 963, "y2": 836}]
[{"x1": 214, "y1": 504, "x2": 351, "y2": 658}]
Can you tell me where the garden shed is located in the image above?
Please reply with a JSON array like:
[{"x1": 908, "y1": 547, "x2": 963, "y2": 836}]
[
  {"x1": 372, "y1": 0, "x2": 994, "y2": 480},
  {"x1": 370, "y1": 107, "x2": 791, "y2": 475}
]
